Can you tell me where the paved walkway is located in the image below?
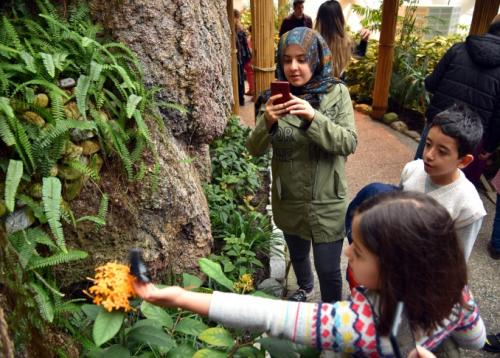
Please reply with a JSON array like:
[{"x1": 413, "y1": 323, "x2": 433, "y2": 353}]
[{"x1": 238, "y1": 96, "x2": 499, "y2": 357}]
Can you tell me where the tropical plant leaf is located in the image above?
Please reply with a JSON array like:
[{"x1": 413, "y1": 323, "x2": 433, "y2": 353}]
[
  {"x1": 42, "y1": 177, "x2": 66, "y2": 252},
  {"x1": 20, "y1": 52, "x2": 37, "y2": 73},
  {"x1": 167, "y1": 344, "x2": 196, "y2": 358},
  {"x1": 198, "y1": 327, "x2": 234, "y2": 348},
  {"x1": 174, "y1": 317, "x2": 208, "y2": 336},
  {"x1": 182, "y1": 273, "x2": 202, "y2": 289},
  {"x1": 75, "y1": 74, "x2": 91, "y2": 120},
  {"x1": 40, "y1": 52, "x2": 55, "y2": 78},
  {"x1": 126, "y1": 94, "x2": 142, "y2": 118},
  {"x1": 199, "y1": 258, "x2": 234, "y2": 292},
  {"x1": 28, "y1": 250, "x2": 88, "y2": 270},
  {"x1": 157, "y1": 101, "x2": 190, "y2": 114},
  {"x1": 0, "y1": 96, "x2": 15, "y2": 118},
  {"x1": 30, "y1": 282, "x2": 55, "y2": 322},
  {"x1": 140, "y1": 301, "x2": 173, "y2": 329},
  {"x1": 93, "y1": 309, "x2": 125, "y2": 347},
  {"x1": 5, "y1": 159, "x2": 23, "y2": 212},
  {"x1": 127, "y1": 325, "x2": 176, "y2": 349},
  {"x1": 193, "y1": 349, "x2": 227, "y2": 358},
  {"x1": 90, "y1": 61, "x2": 103, "y2": 82},
  {"x1": 132, "y1": 109, "x2": 151, "y2": 143}
]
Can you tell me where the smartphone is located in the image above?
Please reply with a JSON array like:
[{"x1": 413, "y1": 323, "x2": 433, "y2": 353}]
[
  {"x1": 390, "y1": 302, "x2": 418, "y2": 358},
  {"x1": 129, "y1": 248, "x2": 151, "y2": 283},
  {"x1": 271, "y1": 80, "x2": 291, "y2": 105}
]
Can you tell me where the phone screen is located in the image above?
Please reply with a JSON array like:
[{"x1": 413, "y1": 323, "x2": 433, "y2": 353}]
[
  {"x1": 390, "y1": 302, "x2": 418, "y2": 358},
  {"x1": 271, "y1": 81, "x2": 291, "y2": 105}
]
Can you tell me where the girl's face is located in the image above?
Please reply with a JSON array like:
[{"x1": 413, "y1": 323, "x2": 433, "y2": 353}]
[
  {"x1": 345, "y1": 214, "x2": 380, "y2": 289},
  {"x1": 283, "y1": 44, "x2": 313, "y2": 87}
]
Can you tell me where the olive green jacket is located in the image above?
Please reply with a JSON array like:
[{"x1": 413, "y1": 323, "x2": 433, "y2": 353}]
[{"x1": 246, "y1": 84, "x2": 357, "y2": 243}]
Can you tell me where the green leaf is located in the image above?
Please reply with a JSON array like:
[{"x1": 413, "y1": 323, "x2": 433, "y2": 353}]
[
  {"x1": 140, "y1": 301, "x2": 173, "y2": 329},
  {"x1": 127, "y1": 325, "x2": 176, "y2": 349},
  {"x1": 76, "y1": 74, "x2": 91, "y2": 120},
  {"x1": 40, "y1": 53, "x2": 55, "y2": 78},
  {"x1": 28, "y1": 250, "x2": 88, "y2": 270},
  {"x1": 133, "y1": 110, "x2": 151, "y2": 143},
  {"x1": 167, "y1": 344, "x2": 196, "y2": 358},
  {"x1": 42, "y1": 177, "x2": 66, "y2": 251},
  {"x1": 198, "y1": 258, "x2": 234, "y2": 292},
  {"x1": 126, "y1": 94, "x2": 142, "y2": 118},
  {"x1": 92, "y1": 309, "x2": 125, "y2": 347},
  {"x1": 129, "y1": 318, "x2": 163, "y2": 330},
  {"x1": 0, "y1": 97, "x2": 15, "y2": 118},
  {"x1": 5, "y1": 160, "x2": 23, "y2": 212},
  {"x1": 30, "y1": 282, "x2": 54, "y2": 322},
  {"x1": 198, "y1": 327, "x2": 234, "y2": 348},
  {"x1": 96, "y1": 345, "x2": 130, "y2": 358},
  {"x1": 193, "y1": 349, "x2": 227, "y2": 358},
  {"x1": 20, "y1": 51, "x2": 37, "y2": 73},
  {"x1": 174, "y1": 317, "x2": 208, "y2": 336},
  {"x1": 157, "y1": 101, "x2": 190, "y2": 114},
  {"x1": 82, "y1": 36, "x2": 94, "y2": 48},
  {"x1": 257, "y1": 337, "x2": 297, "y2": 358},
  {"x1": 90, "y1": 61, "x2": 104, "y2": 82},
  {"x1": 82, "y1": 304, "x2": 101, "y2": 321},
  {"x1": 182, "y1": 273, "x2": 202, "y2": 289}
]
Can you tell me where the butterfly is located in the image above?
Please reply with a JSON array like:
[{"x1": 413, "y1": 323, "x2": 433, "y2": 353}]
[{"x1": 129, "y1": 248, "x2": 151, "y2": 283}]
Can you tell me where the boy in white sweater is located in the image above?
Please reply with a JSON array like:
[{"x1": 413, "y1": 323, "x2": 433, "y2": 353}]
[{"x1": 400, "y1": 103, "x2": 486, "y2": 260}]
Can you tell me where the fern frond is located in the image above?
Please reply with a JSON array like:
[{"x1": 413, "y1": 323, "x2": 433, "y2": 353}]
[
  {"x1": 2, "y1": 16, "x2": 23, "y2": 51},
  {"x1": 133, "y1": 162, "x2": 146, "y2": 181},
  {"x1": 67, "y1": 160, "x2": 100, "y2": 181},
  {"x1": 132, "y1": 109, "x2": 151, "y2": 144},
  {"x1": 20, "y1": 51, "x2": 37, "y2": 73},
  {"x1": 5, "y1": 160, "x2": 23, "y2": 212},
  {"x1": 97, "y1": 193, "x2": 108, "y2": 222},
  {"x1": 10, "y1": 117, "x2": 35, "y2": 173},
  {"x1": 130, "y1": 136, "x2": 145, "y2": 162},
  {"x1": 49, "y1": 90, "x2": 64, "y2": 122},
  {"x1": 42, "y1": 177, "x2": 66, "y2": 252},
  {"x1": 8, "y1": 229, "x2": 37, "y2": 269},
  {"x1": 29, "y1": 282, "x2": 54, "y2": 322},
  {"x1": 28, "y1": 250, "x2": 88, "y2": 270},
  {"x1": 157, "y1": 101, "x2": 190, "y2": 114},
  {"x1": 40, "y1": 52, "x2": 55, "y2": 78},
  {"x1": 38, "y1": 119, "x2": 95, "y2": 149},
  {"x1": 18, "y1": 195, "x2": 47, "y2": 224},
  {"x1": 14, "y1": 79, "x2": 69, "y2": 99},
  {"x1": 0, "y1": 96, "x2": 15, "y2": 118},
  {"x1": 24, "y1": 19, "x2": 51, "y2": 42},
  {"x1": 126, "y1": 94, "x2": 142, "y2": 119},
  {"x1": 0, "y1": 114, "x2": 16, "y2": 146},
  {"x1": 109, "y1": 126, "x2": 133, "y2": 179},
  {"x1": 75, "y1": 74, "x2": 90, "y2": 120}
]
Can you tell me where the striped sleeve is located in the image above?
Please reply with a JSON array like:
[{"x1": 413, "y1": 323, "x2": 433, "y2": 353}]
[{"x1": 450, "y1": 288, "x2": 486, "y2": 349}]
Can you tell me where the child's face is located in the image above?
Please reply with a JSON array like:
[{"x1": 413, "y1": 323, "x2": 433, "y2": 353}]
[
  {"x1": 345, "y1": 215, "x2": 380, "y2": 289},
  {"x1": 423, "y1": 126, "x2": 470, "y2": 185},
  {"x1": 283, "y1": 44, "x2": 313, "y2": 87}
]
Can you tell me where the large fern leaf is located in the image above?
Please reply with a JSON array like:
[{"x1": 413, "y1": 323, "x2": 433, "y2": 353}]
[
  {"x1": 5, "y1": 160, "x2": 23, "y2": 212},
  {"x1": 40, "y1": 52, "x2": 55, "y2": 78},
  {"x1": 2, "y1": 16, "x2": 23, "y2": 51},
  {"x1": 20, "y1": 52, "x2": 37, "y2": 73},
  {"x1": 42, "y1": 177, "x2": 66, "y2": 252},
  {"x1": 37, "y1": 119, "x2": 95, "y2": 149},
  {"x1": 0, "y1": 115, "x2": 16, "y2": 146},
  {"x1": 17, "y1": 194, "x2": 47, "y2": 223},
  {"x1": 132, "y1": 109, "x2": 151, "y2": 144},
  {"x1": 126, "y1": 94, "x2": 142, "y2": 119},
  {"x1": 28, "y1": 250, "x2": 88, "y2": 270},
  {"x1": 75, "y1": 74, "x2": 90, "y2": 120},
  {"x1": 8, "y1": 229, "x2": 36, "y2": 269},
  {"x1": 29, "y1": 282, "x2": 54, "y2": 322}
]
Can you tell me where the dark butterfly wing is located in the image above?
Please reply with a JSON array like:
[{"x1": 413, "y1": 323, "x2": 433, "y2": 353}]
[{"x1": 129, "y1": 248, "x2": 151, "y2": 283}]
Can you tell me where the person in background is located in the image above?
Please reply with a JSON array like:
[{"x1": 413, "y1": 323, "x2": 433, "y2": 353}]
[
  {"x1": 278, "y1": 0, "x2": 312, "y2": 37},
  {"x1": 414, "y1": 13, "x2": 500, "y2": 188},
  {"x1": 133, "y1": 191, "x2": 486, "y2": 356},
  {"x1": 234, "y1": 9, "x2": 251, "y2": 106},
  {"x1": 248, "y1": 27, "x2": 356, "y2": 303},
  {"x1": 314, "y1": 0, "x2": 370, "y2": 79},
  {"x1": 244, "y1": 25, "x2": 255, "y2": 96}
]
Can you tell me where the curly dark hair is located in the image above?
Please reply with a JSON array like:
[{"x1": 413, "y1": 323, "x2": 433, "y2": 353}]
[{"x1": 355, "y1": 191, "x2": 467, "y2": 335}]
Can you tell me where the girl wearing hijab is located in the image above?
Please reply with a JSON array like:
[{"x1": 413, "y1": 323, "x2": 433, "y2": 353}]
[{"x1": 247, "y1": 27, "x2": 357, "y2": 303}]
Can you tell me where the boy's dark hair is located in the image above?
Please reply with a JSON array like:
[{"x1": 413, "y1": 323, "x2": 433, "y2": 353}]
[
  {"x1": 355, "y1": 191, "x2": 467, "y2": 336},
  {"x1": 430, "y1": 103, "x2": 483, "y2": 158}
]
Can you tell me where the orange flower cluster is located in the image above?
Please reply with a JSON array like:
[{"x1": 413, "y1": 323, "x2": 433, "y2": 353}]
[{"x1": 85, "y1": 262, "x2": 135, "y2": 312}]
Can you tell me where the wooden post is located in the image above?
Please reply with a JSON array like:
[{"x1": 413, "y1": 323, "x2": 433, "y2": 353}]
[
  {"x1": 227, "y1": 0, "x2": 239, "y2": 114},
  {"x1": 253, "y1": 0, "x2": 276, "y2": 102},
  {"x1": 469, "y1": 0, "x2": 500, "y2": 35},
  {"x1": 371, "y1": 0, "x2": 400, "y2": 119}
]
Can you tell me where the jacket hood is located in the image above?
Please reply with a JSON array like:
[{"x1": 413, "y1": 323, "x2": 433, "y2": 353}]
[{"x1": 466, "y1": 33, "x2": 500, "y2": 67}]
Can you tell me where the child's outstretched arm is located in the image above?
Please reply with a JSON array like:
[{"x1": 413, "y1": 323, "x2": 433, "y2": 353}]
[{"x1": 133, "y1": 281, "x2": 211, "y2": 316}]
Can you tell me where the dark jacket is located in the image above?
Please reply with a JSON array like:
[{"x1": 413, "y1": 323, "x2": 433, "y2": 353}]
[
  {"x1": 279, "y1": 14, "x2": 312, "y2": 37},
  {"x1": 425, "y1": 33, "x2": 500, "y2": 152}
]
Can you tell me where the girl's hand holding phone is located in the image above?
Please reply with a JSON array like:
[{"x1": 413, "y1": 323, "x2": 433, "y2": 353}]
[
  {"x1": 264, "y1": 94, "x2": 290, "y2": 129},
  {"x1": 287, "y1": 95, "x2": 315, "y2": 121}
]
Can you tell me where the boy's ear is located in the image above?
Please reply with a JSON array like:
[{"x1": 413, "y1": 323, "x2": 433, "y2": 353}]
[{"x1": 457, "y1": 154, "x2": 474, "y2": 169}]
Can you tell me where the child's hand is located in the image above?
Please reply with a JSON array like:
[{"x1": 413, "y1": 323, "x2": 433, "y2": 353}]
[
  {"x1": 264, "y1": 94, "x2": 290, "y2": 129},
  {"x1": 408, "y1": 346, "x2": 436, "y2": 358},
  {"x1": 286, "y1": 95, "x2": 315, "y2": 121},
  {"x1": 132, "y1": 280, "x2": 184, "y2": 307}
]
